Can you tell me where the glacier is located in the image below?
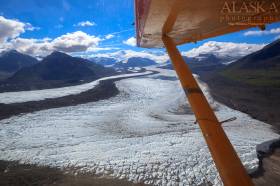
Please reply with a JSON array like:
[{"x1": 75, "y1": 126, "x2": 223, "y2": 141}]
[
  {"x1": 0, "y1": 68, "x2": 278, "y2": 185},
  {"x1": 0, "y1": 70, "x2": 153, "y2": 104}
]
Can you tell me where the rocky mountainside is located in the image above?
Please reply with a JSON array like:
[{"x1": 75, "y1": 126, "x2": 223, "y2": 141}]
[
  {"x1": 202, "y1": 39, "x2": 280, "y2": 131},
  {"x1": 0, "y1": 51, "x2": 116, "y2": 92},
  {"x1": 0, "y1": 50, "x2": 39, "y2": 79},
  {"x1": 160, "y1": 54, "x2": 225, "y2": 74}
]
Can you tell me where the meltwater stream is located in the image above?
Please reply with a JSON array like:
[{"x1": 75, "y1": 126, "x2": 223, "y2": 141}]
[{"x1": 0, "y1": 68, "x2": 278, "y2": 185}]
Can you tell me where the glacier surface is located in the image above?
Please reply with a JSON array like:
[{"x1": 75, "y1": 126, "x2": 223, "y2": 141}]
[
  {"x1": 0, "y1": 71, "x2": 153, "y2": 104},
  {"x1": 0, "y1": 68, "x2": 278, "y2": 185}
]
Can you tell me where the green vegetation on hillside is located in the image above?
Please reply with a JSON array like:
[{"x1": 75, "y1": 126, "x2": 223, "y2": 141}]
[{"x1": 221, "y1": 68, "x2": 280, "y2": 87}]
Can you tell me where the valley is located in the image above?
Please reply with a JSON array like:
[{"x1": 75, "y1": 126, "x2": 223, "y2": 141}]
[{"x1": 0, "y1": 67, "x2": 278, "y2": 185}]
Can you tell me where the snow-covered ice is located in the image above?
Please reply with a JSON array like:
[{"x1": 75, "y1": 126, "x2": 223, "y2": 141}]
[
  {"x1": 0, "y1": 68, "x2": 278, "y2": 185},
  {"x1": 0, "y1": 71, "x2": 153, "y2": 104}
]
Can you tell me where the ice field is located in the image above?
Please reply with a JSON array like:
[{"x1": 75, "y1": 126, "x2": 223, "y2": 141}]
[
  {"x1": 0, "y1": 68, "x2": 278, "y2": 185},
  {"x1": 0, "y1": 71, "x2": 152, "y2": 104}
]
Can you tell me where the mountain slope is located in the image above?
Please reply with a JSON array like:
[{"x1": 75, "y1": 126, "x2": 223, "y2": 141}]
[
  {"x1": 227, "y1": 39, "x2": 280, "y2": 69},
  {"x1": 0, "y1": 50, "x2": 39, "y2": 79},
  {"x1": 202, "y1": 39, "x2": 280, "y2": 131},
  {"x1": 220, "y1": 39, "x2": 280, "y2": 87},
  {"x1": 0, "y1": 51, "x2": 116, "y2": 92},
  {"x1": 161, "y1": 54, "x2": 225, "y2": 74}
]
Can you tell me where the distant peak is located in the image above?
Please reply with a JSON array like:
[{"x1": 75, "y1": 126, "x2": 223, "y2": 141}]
[
  {"x1": 41, "y1": 51, "x2": 75, "y2": 63},
  {"x1": 8, "y1": 49, "x2": 19, "y2": 53},
  {"x1": 47, "y1": 51, "x2": 71, "y2": 58},
  {"x1": 50, "y1": 51, "x2": 68, "y2": 56},
  {"x1": 1, "y1": 49, "x2": 22, "y2": 57},
  {"x1": 3, "y1": 49, "x2": 20, "y2": 55}
]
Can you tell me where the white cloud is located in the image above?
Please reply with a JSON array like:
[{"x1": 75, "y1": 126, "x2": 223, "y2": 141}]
[
  {"x1": 24, "y1": 23, "x2": 40, "y2": 31},
  {"x1": 52, "y1": 31, "x2": 100, "y2": 52},
  {"x1": 123, "y1": 37, "x2": 136, "y2": 46},
  {"x1": 87, "y1": 47, "x2": 120, "y2": 52},
  {"x1": 1, "y1": 31, "x2": 102, "y2": 57},
  {"x1": 244, "y1": 27, "x2": 280, "y2": 36},
  {"x1": 183, "y1": 41, "x2": 265, "y2": 63},
  {"x1": 0, "y1": 16, "x2": 26, "y2": 43},
  {"x1": 74, "y1": 21, "x2": 96, "y2": 27},
  {"x1": 105, "y1": 34, "x2": 114, "y2": 40},
  {"x1": 0, "y1": 16, "x2": 39, "y2": 43},
  {"x1": 11, "y1": 38, "x2": 52, "y2": 55}
]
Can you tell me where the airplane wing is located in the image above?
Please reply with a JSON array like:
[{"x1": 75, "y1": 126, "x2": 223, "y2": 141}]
[{"x1": 135, "y1": 0, "x2": 280, "y2": 48}]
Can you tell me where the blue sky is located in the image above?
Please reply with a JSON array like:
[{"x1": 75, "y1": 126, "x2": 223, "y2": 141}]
[{"x1": 0, "y1": 0, "x2": 280, "y2": 59}]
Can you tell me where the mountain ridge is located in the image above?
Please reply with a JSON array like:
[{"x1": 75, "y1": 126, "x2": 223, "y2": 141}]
[
  {"x1": 202, "y1": 38, "x2": 280, "y2": 131},
  {"x1": 0, "y1": 50, "x2": 39, "y2": 79},
  {"x1": 0, "y1": 51, "x2": 116, "y2": 92}
]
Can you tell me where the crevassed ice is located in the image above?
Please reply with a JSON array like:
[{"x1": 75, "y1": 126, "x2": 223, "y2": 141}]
[
  {"x1": 0, "y1": 68, "x2": 278, "y2": 186},
  {"x1": 0, "y1": 71, "x2": 152, "y2": 104}
]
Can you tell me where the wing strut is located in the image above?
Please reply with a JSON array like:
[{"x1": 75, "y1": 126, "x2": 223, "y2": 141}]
[
  {"x1": 135, "y1": 0, "x2": 280, "y2": 184},
  {"x1": 162, "y1": 35, "x2": 254, "y2": 186}
]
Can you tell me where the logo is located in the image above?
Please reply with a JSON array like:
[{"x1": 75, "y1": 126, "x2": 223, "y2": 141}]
[{"x1": 220, "y1": 1, "x2": 280, "y2": 25}]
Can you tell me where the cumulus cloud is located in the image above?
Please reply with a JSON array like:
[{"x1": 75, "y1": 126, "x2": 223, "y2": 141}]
[
  {"x1": 1, "y1": 37, "x2": 52, "y2": 57},
  {"x1": 87, "y1": 47, "x2": 120, "y2": 52},
  {"x1": 0, "y1": 16, "x2": 26, "y2": 43},
  {"x1": 1, "y1": 31, "x2": 102, "y2": 57},
  {"x1": 123, "y1": 37, "x2": 136, "y2": 46},
  {"x1": 183, "y1": 41, "x2": 265, "y2": 63},
  {"x1": 10, "y1": 38, "x2": 52, "y2": 55},
  {"x1": 52, "y1": 31, "x2": 100, "y2": 52},
  {"x1": 0, "y1": 16, "x2": 39, "y2": 43},
  {"x1": 105, "y1": 34, "x2": 114, "y2": 40},
  {"x1": 74, "y1": 21, "x2": 96, "y2": 27},
  {"x1": 244, "y1": 27, "x2": 280, "y2": 36},
  {"x1": 24, "y1": 23, "x2": 40, "y2": 31}
]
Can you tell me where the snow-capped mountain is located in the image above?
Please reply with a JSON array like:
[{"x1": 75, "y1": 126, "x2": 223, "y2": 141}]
[
  {"x1": 114, "y1": 57, "x2": 157, "y2": 68},
  {"x1": 87, "y1": 41, "x2": 265, "y2": 69},
  {"x1": 183, "y1": 41, "x2": 265, "y2": 64}
]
